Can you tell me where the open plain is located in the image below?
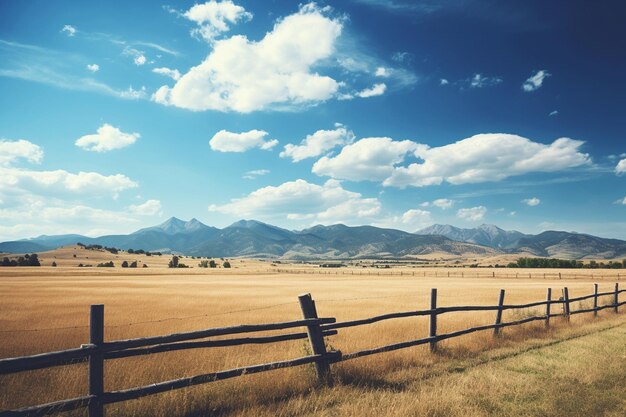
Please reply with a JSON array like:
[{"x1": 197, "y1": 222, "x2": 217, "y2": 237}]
[{"x1": 1, "y1": 251, "x2": 624, "y2": 417}]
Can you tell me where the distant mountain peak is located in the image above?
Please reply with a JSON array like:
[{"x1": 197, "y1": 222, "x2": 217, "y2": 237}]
[{"x1": 135, "y1": 217, "x2": 210, "y2": 235}]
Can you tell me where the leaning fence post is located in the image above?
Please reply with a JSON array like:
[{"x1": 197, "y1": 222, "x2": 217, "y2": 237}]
[
  {"x1": 545, "y1": 288, "x2": 552, "y2": 328},
  {"x1": 593, "y1": 283, "x2": 599, "y2": 317},
  {"x1": 298, "y1": 293, "x2": 332, "y2": 386},
  {"x1": 89, "y1": 304, "x2": 104, "y2": 417},
  {"x1": 563, "y1": 287, "x2": 570, "y2": 322},
  {"x1": 429, "y1": 288, "x2": 437, "y2": 353},
  {"x1": 494, "y1": 289, "x2": 505, "y2": 337},
  {"x1": 615, "y1": 283, "x2": 620, "y2": 314}
]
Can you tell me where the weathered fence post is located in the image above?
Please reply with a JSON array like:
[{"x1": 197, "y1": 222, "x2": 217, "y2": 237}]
[
  {"x1": 615, "y1": 283, "x2": 620, "y2": 314},
  {"x1": 89, "y1": 304, "x2": 104, "y2": 417},
  {"x1": 429, "y1": 288, "x2": 437, "y2": 353},
  {"x1": 545, "y1": 288, "x2": 552, "y2": 328},
  {"x1": 494, "y1": 289, "x2": 505, "y2": 337},
  {"x1": 593, "y1": 283, "x2": 599, "y2": 317},
  {"x1": 298, "y1": 293, "x2": 332, "y2": 386},
  {"x1": 563, "y1": 287, "x2": 570, "y2": 322}
]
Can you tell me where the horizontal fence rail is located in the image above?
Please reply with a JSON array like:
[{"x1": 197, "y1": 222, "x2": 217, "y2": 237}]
[
  {"x1": 0, "y1": 284, "x2": 623, "y2": 417},
  {"x1": 274, "y1": 268, "x2": 624, "y2": 280}
]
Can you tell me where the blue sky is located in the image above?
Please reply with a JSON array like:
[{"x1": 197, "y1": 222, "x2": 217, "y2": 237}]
[{"x1": 0, "y1": 0, "x2": 625, "y2": 240}]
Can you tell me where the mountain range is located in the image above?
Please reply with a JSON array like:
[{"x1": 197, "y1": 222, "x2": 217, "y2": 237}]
[{"x1": 1, "y1": 218, "x2": 625, "y2": 260}]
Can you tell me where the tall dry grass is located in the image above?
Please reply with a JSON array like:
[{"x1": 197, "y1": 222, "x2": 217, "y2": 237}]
[{"x1": 0, "y1": 268, "x2": 623, "y2": 416}]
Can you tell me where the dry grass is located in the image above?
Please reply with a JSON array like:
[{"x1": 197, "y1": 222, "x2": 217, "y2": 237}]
[{"x1": 0, "y1": 262, "x2": 623, "y2": 417}]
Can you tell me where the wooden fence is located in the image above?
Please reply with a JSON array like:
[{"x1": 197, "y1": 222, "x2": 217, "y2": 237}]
[
  {"x1": 0, "y1": 283, "x2": 624, "y2": 417},
  {"x1": 276, "y1": 268, "x2": 623, "y2": 280}
]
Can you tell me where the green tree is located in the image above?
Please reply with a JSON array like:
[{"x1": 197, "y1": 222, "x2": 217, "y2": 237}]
[
  {"x1": 121, "y1": 260, "x2": 129, "y2": 268},
  {"x1": 223, "y1": 261, "x2": 231, "y2": 268},
  {"x1": 209, "y1": 260, "x2": 217, "y2": 268},
  {"x1": 168, "y1": 256, "x2": 179, "y2": 268},
  {"x1": 130, "y1": 261, "x2": 138, "y2": 268}
]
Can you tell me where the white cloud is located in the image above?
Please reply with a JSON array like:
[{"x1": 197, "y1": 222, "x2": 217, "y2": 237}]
[
  {"x1": 75, "y1": 124, "x2": 140, "y2": 152},
  {"x1": 209, "y1": 129, "x2": 278, "y2": 152},
  {"x1": 61, "y1": 25, "x2": 76, "y2": 36},
  {"x1": 357, "y1": 83, "x2": 387, "y2": 98},
  {"x1": 375, "y1": 67, "x2": 390, "y2": 77},
  {"x1": 134, "y1": 54, "x2": 147, "y2": 65},
  {"x1": 208, "y1": 179, "x2": 381, "y2": 224},
  {"x1": 0, "y1": 196, "x2": 146, "y2": 241},
  {"x1": 0, "y1": 167, "x2": 137, "y2": 195},
  {"x1": 122, "y1": 46, "x2": 147, "y2": 66},
  {"x1": 549, "y1": 110, "x2": 558, "y2": 116},
  {"x1": 153, "y1": 4, "x2": 342, "y2": 112},
  {"x1": 615, "y1": 159, "x2": 626, "y2": 175},
  {"x1": 280, "y1": 126, "x2": 354, "y2": 162},
  {"x1": 183, "y1": 0, "x2": 253, "y2": 43},
  {"x1": 457, "y1": 206, "x2": 487, "y2": 221},
  {"x1": 129, "y1": 199, "x2": 162, "y2": 216},
  {"x1": 314, "y1": 134, "x2": 590, "y2": 188},
  {"x1": 372, "y1": 208, "x2": 433, "y2": 231},
  {"x1": 242, "y1": 169, "x2": 270, "y2": 179},
  {"x1": 118, "y1": 86, "x2": 147, "y2": 100},
  {"x1": 313, "y1": 137, "x2": 420, "y2": 181},
  {"x1": 152, "y1": 67, "x2": 181, "y2": 80},
  {"x1": 622, "y1": 197, "x2": 626, "y2": 205},
  {"x1": 86, "y1": 64, "x2": 99, "y2": 72},
  {"x1": 522, "y1": 70, "x2": 550, "y2": 92},
  {"x1": 0, "y1": 139, "x2": 43, "y2": 166},
  {"x1": 522, "y1": 197, "x2": 541, "y2": 206},
  {"x1": 439, "y1": 78, "x2": 449, "y2": 85},
  {"x1": 420, "y1": 198, "x2": 454, "y2": 209},
  {"x1": 469, "y1": 73, "x2": 502, "y2": 88}
]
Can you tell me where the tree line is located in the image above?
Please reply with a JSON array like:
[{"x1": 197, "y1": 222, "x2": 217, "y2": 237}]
[{"x1": 508, "y1": 257, "x2": 626, "y2": 269}]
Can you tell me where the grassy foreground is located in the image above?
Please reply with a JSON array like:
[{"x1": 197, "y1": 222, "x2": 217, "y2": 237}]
[{"x1": 234, "y1": 318, "x2": 626, "y2": 417}]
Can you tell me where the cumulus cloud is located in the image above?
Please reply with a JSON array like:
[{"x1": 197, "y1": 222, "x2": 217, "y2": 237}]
[
  {"x1": 75, "y1": 124, "x2": 140, "y2": 152},
  {"x1": 314, "y1": 134, "x2": 590, "y2": 188},
  {"x1": 469, "y1": 73, "x2": 503, "y2": 88},
  {"x1": 242, "y1": 169, "x2": 270, "y2": 179},
  {"x1": 0, "y1": 139, "x2": 43, "y2": 166},
  {"x1": 457, "y1": 206, "x2": 486, "y2": 221},
  {"x1": 183, "y1": 0, "x2": 252, "y2": 43},
  {"x1": 129, "y1": 199, "x2": 162, "y2": 216},
  {"x1": 0, "y1": 196, "x2": 145, "y2": 240},
  {"x1": 209, "y1": 129, "x2": 278, "y2": 152},
  {"x1": 134, "y1": 55, "x2": 147, "y2": 65},
  {"x1": 0, "y1": 138, "x2": 137, "y2": 198},
  {"x1": 420, "y1": 198, "x2": 454, "y2": 209},
  {"x1": 522, "y1": 197, "x2": 541, "y2": 206},
  {"x1": 61, "y1": 25, "x2": 76, "y2": 36},
  {"x1": 208, "y1": 179, "x2": 381, "y2": 224},
  {"x1": 123, "y1": 46, "x2": 147, "y2": 66},
  {"x1": 375, "y1": 67, "x2": 390, "y2": 77},
  {"x1": 549, "y1": 110, "x2": 558, "y2": 117},
  {"x1": 439, "y1": 78, "x2": 449, "y2": 85},
  {"x1": 280, "y1": 125, "x2": 354, "y2": 162},
  {"x1": 522, "y1": 70, "x2": 550, "y2": 92},
  {"x1": 615, "y1": 159, "x2": 626, "y2": 175},
  {"x1": 0, "y1": 167, "x2": 137, "y2": 195},
  {"x1": 152, "y1": 67, "x2": 181, "y2": 80},
  {"x1": 86, "y1": 64, "x2": 99, "y2": 72},
  {"x1": 313, "y1": 137, "x2": 419, "y2": 182},
  {"x1": 153, "y1": 4, "x2": 342, "y2": 112},
  {"x1": 357, "y1": 83, "x2": 387, "y2": 98}
]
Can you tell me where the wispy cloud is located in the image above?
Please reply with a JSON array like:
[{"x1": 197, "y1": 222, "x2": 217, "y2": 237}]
[{"x1": 0, "y1": 39, "x2": 147, "y2": 100}]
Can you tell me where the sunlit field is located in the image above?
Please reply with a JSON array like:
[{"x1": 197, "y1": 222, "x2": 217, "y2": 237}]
[{"x1": 0, "y1": 263, "x2": 624, "y2": 417}]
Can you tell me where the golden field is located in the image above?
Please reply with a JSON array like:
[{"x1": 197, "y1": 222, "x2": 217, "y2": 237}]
[{"x1": 0, "y1": 248, "x2": 624, "y2": 417}]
